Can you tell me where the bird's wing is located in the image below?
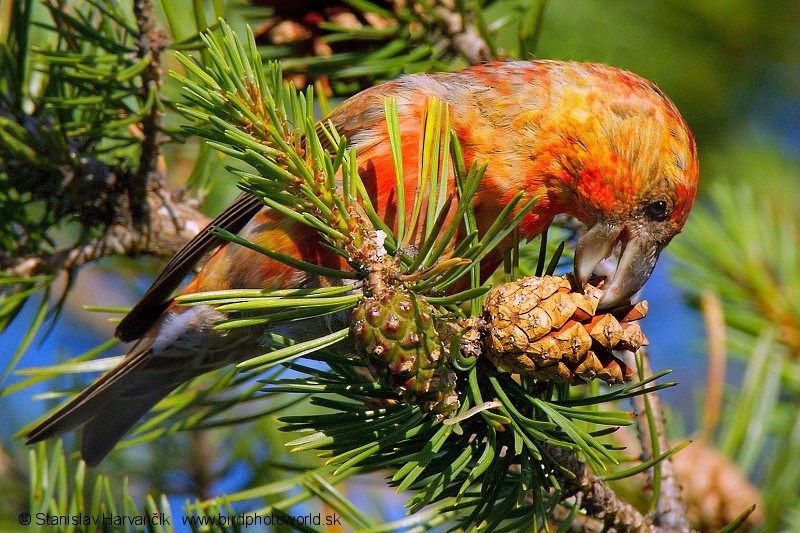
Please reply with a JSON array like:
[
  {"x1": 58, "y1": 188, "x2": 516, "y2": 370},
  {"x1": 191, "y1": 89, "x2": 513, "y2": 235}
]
[
  {"x1": 118, "y1": 84, "x2": 396, "y2": 342},
  {"x1": 25, "y1": 336, "x2": 196, "y2": 465},
  {"x1": 115, "y1": 192, "x2": 265, "y2": 341},
  {"x1": 24, "y1": 339, "x2": 154, "y2": 445}
]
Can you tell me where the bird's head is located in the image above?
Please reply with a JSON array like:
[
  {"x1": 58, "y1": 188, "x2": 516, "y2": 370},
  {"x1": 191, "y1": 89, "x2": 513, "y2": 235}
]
[{"x1": 539, "y1": 64, "x2": 699, "y2": 310}]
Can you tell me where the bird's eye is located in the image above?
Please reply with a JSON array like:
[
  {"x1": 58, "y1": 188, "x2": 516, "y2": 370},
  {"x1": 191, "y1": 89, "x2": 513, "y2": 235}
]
[{"x1": 645, "y1": 200, "x2": 671, "y2": 222}]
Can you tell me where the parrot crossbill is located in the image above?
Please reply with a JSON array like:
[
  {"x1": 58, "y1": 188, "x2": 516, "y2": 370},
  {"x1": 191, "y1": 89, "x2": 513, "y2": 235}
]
[{"x1": 25, "y1": 60, "x2": 699, "y2": 465}]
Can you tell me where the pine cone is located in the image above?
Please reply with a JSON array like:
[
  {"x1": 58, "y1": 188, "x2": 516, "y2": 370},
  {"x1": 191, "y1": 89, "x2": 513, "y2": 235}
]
[
  {"x1": 482, "y1": 275, "x2": 647, "y2": 385},
  {"x1": 351, "y1": 287, "x2": 459, "y2": 417},
  {"x1": 669, "y1": 440, "x2": 763, "y2": 531}
]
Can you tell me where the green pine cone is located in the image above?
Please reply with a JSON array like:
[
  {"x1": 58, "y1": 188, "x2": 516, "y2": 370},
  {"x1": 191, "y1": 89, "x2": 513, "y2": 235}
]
[{"x1": 351, "y1": 288, "x2": 459, "y2": 418}]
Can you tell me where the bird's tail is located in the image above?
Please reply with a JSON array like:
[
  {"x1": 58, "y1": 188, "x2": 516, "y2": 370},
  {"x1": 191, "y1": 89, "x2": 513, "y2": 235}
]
[{"x1": 25, "y1": 342, "x2": 184, "y2": 466}]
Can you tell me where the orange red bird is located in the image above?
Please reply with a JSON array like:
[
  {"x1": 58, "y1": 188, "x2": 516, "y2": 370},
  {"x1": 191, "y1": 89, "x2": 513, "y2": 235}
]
[{"x1": 26, "y1": 60, "x2": 699, "y2": 465}]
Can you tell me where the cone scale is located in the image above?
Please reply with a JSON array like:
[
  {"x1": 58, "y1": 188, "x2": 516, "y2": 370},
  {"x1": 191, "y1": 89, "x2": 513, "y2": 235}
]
[{"x1": 481, "y1": 275, "x2": 646, "y2": 384}]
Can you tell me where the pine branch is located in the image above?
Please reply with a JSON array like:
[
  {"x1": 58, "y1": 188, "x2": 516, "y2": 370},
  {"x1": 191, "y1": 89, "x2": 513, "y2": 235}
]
[
  {"x1": 130, "y1": 0, "x2": 168, "y2": 225},
  {"x1": 670, "y1": 167, "x2": 797, "y2": 530},
  {"x1": 0, "y1": 0, "x2": 215, "y2": 376},
  {"x1": 250, "y1": 0, "x2": 506, "y2": 95},
  {"x1": 624, "y1": 350, "x2": 692, "y2": 532},
  {"x1": 3, "y1": 182, "x2": 209, "y2": 279},
  {"x1": 700, "y1": 291, "x2": 726, "y2": 440},
  {"x1": 547, "y1": 444, "x2": 655, "y2": 532},
  {"x1": 671, "y1": 181, "x2": 800, "y2": 355},
  {"x1": 28, "y1": 441, "x2": 176, "y2": 533}
]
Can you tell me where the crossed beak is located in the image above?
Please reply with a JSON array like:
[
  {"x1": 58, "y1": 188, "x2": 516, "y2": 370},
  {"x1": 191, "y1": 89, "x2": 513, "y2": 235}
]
[{"x1": 574, "y1": 221, "x2": 662, "y2": 310}]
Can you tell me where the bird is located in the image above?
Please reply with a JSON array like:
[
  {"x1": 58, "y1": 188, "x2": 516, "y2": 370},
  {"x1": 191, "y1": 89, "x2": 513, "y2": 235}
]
[{"x1": 25, "y1": 60, "x2": 699, "y2": 465}]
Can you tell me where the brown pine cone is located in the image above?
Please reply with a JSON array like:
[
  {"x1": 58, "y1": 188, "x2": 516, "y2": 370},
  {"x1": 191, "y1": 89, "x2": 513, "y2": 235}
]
[
  {"x1": 481, "y1": 275, "x2": 647, "y2": 385},
  {"x1": 671, "y1": 440, "x2": 763, "y2": 531}
]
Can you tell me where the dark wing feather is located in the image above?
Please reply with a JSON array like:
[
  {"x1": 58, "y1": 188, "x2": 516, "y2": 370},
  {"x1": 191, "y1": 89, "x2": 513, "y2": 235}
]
[
  {"x1": 79, "y1": 377, "x2": 178, "y2": 466},
  {"x1": 25, "y1": 341, "x2": 155, "y2": 444},
  {"x1": 25, "y1": 338, "x2": 194, "y2": 466},
  {"x1": 116, "y1": 192, "x2": 264, "y2": 341}
]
